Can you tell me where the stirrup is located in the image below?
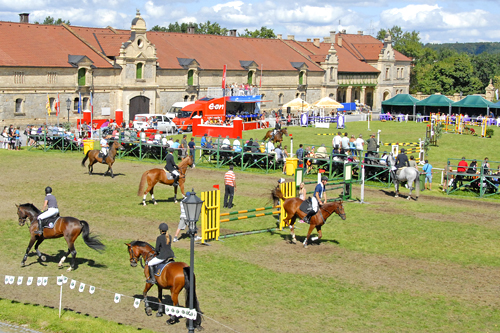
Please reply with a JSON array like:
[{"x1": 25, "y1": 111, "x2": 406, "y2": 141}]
[
  {"x1": 172, "y1": 182, "x2": 179, "y2": 187},
  {"x1": 34, "y1": 229, "x2": 43, "y2": 235},
  {"x1": 146, "y1": 276, "x2": 156, "y2": 284}
]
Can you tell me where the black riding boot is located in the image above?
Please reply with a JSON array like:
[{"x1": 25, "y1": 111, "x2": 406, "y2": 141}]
[
  {"x1": 172, "y1": 175, "x2": 179, "y2": 187},
  {"x1": 34, "y1": 220, "x2": 43, "y2": 235},
  {"x1": 303, "y1": 211, "x2": 315, "y2": 224},
  {"x1": 146, "y1": 266, "x2": 156, "y2": 284}
]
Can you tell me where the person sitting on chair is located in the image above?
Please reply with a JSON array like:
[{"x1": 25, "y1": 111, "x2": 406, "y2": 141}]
[
  {"x1": 35, "y1": 187, "x2": 59, "y2": 235},
  {"x1": 146, "y1": 223, "x2": 175, "y2": 284},
  {"x1": 303, "y1": 176, "x2": 327, "y2": 224},
  {"x1": 164, "y1": 148, "x2": 180, "y2": 186}
]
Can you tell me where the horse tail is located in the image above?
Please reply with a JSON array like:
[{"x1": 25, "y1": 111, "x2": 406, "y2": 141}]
[
  {"x1": 81, "y1": 150, "x2": 90, "y2": 167},
  {"x1": 80, "y1": 221, "x2": 106, "y2": 252},
  {"x1": 183, "y1": 266, "x2": 203, "y2": 327},
  {"x1": 415, "y1": 169, "x2": 420, "y2": 200},
  {"x1": 137, "y1": 171, "x2": 149, "y2": 196}
]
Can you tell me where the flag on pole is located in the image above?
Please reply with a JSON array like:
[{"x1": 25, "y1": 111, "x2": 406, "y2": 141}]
[
  {"x1": 496, "y1": 89, "x2": 498, "y2": 101},
  {"x1": 46, "y1": 94, "x2": 52, "y2": 115},
  {"x1": 78, "y1": 92, "x2": 82, "y2": 114},
  {"x1": 222, "y1": 64, "x2": 227, "y2": 89},
  {"x1": 90, "y1": 91, "x2": 93, "y2": 115},
  {"x1": 55, "y1": 94, "x2": 60, "y2": 116},
  {"x1": 259, "y1": 64, "x2": 263, "y2": 88}
]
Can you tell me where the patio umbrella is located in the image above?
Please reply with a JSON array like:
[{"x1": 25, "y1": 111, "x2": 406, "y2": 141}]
[
  {"x1": 283, "y1": 98, "x2": 311, "y2": 110},
  {"x1": 312, "y1": 97, "x2": 342, "y2": 108}
]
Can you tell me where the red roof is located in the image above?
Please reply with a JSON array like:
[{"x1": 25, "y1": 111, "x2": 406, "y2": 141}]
[
  {"x1": 146, "y1": 32, "x2": 323, "y2": 71},
  {"x1": 0, "y1": 22, "x2": 113, "y2": 68},
  {"x1": 340, "y1": 34, "x2": 412, "y2": 62},
  {"x1": 69, "y1": 26, "x2": 129, "y2": 57}
]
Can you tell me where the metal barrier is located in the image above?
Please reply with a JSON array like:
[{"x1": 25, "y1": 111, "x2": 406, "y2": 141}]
[{"x1": 199, "y1": 182, "x2": 296, "y2": 243}]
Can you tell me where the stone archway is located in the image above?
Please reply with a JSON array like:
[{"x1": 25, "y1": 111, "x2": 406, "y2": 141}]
[
  {"x1": 383, "y1": 91, "x2": 391, "y2": 101},
  {"x1": 129, "y1": 96, "x2": 150, "y2": 120}
]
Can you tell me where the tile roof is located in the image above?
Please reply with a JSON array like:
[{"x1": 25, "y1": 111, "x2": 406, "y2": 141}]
[
  {"x1": 0, "y1": 22, "x2": 114, "y2": 68},
  {"x1": 68, "y1": 26, "x2": 129, "y2": 57},
  {"x1": 341, "y1": 34, "x2": 412, "y2": 62},
  {"x1": 145, "y1": 32, "x2": 323, "y2": 71}
]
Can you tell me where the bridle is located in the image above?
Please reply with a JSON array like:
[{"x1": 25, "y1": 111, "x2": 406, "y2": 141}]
[
  {"x1": 127, "y1": 245, "x2": 154, "y2": 268},
  {"x1": 320, "y1": 202, "x2": 346, "y2": 220}
]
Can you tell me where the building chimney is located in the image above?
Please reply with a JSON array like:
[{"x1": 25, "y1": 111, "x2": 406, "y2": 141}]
[
  {"x1": 357, "y1": 31, "x2": 363, "y2": 35},
  {"x1": 307, "y1": 38, "x2": 311, "y2": 42},
  {"x1": 337, "y1": 35, "x2": 342, "y2": 47},
  {"x1": 277, "y1": 34, "x2": 282, "y2": 39},
  {"x1": 287, "y1": 35, "x2": 295, "y2": 41},
  {"x1": 187, "y1": 26, "x2": 195, "y2": 34},
  {"x1": 313, "y1": 38, "x2": 320, "y2": 47},
  {"x1": 19, "y1": 13, "x2": 29, "y2": 23},
  {"x1": 323, "y1": 36, "x2": 331, "y2": 43},
  {"x1": 229, "y1": 29, "x2": 237, "y2": 37}
]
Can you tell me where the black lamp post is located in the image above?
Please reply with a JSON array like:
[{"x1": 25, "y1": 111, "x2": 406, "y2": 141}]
[
  {"x1": 66, "y1": 98, "x2": 71, "y2": 124},
  {"x1": 181, "y1": 189, "x2": 203, "y2": 333}
]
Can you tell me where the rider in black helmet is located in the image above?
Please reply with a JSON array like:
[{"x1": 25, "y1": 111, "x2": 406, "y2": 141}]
[
  {"x1": 165, "y1": 148, "x2": 180, "y2": 186},
  {"x1": 35, "y1": 187, "x2": 59, "y2": 235},
  {"x1": 145, "y1": 223, "x2": 175, "y2": 284}
]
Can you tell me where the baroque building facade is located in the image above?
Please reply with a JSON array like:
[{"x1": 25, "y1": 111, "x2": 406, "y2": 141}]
[{"x1": 0, "y1": 11, "x2": 411, "y2": 125}]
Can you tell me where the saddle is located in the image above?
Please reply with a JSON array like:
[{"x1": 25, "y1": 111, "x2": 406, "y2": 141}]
[
  {"x1": 40, "y1": 214, "x2": 60, "y2": 229},
  {"x1": 154, "y1": 258, "x2": 175, "y2": 277},
  {"x1": 299, "y1": 198, "x2": 314, "y2": 215},
  {"x1": 163, "y1": 169, "x2": 175, "y2": 180},
  {"x1": 98, "y1": 152, "x2": 108, "y2": 163}
]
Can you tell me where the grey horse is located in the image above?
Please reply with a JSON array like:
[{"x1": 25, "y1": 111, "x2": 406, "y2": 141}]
[{"x1": 387, "y1": 155, "x2": 420, "y2": 200}]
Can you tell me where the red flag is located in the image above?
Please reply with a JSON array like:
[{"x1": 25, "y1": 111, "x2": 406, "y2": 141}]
[
  {"x1": 55, "y1": 94, "x2": 60, "y2": 116},
  {"x1": 222, "y1": 64, "x2": 227, "y2": 89}
]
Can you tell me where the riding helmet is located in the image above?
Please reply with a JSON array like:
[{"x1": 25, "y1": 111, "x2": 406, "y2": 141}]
[
  {"x1": 321, "y1": 176, "x2": 328, "y2": 182},
  {"x1": 168, "y1": 148, "x2": 174, "y2": 153},
  {"x1": 159, "y1": 223, "x2": 169, "y2": 232},
  {"x1": 45, "y1": 186, "x2": 52, "y2": 194}
]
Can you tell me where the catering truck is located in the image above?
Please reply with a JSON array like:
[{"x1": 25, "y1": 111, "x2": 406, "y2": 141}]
[{"x1": 173, "y1": 95, "x2": 263, "y2": 132}]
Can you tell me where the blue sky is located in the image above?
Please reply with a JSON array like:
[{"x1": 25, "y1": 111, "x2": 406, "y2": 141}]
[{"x1": 0, "y1": 0, "x2": 499, "y2": 43}]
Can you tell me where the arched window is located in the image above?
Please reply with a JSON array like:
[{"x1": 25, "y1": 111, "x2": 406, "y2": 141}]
[
  {"x1": 15, "y1": 98, "x2": 23, "y2": 113},
  {"x1": 187, "y1": 70, "x2": 194, "y2": 86},
  {"x1": 330, "y1": 68, "x2": 334, "y2": 81},
  {"x1": 136, "y1": 63, "x2": 143, "y2": 79},
  {"x1": 300, "y1": 93, "x2": 305, "y2": 100},
  {"x1": 184, "y1": 95, "x2": 189, "y2": 102},
  {"x1": 299, "y1": 71, "x2": 304, "y2": 85},
  {"x1": 73, "y1": 97, "x2": 80, "y2": 111},
  {"x1": 190, "y1": 95, "x2": 196, "y2": 101},
  {"x1": 83, "y1": 97, "x2": 89, "y2": 110},
  {"x1": 278, "y1": 93, "x2": 284, "y2": 105},
  {"x1": 295, "y1": 93, "x2": 300, "y2": 98},
  {"x1": 329, "y1": 93, "x2": 334, "y2": 98},
  {"x1": 78, "y1": 68, "x2": 86, "y2": 86},
  {"x1": 247, "y1": 71, "x2": 254, "y2": 85}
]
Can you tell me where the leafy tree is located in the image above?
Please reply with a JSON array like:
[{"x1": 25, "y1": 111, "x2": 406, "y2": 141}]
[
  {"x1": 239, "y1": 26, "x2": 276, "y2": 39},
  {"x1": 34, "y1": 16, "x2": 70, "y2": 25},
  {"x1": 471, "y1": 53, "x2": 500, "y2": 88},
  {"x1": 150, "y1": 21, "x2": 228, "y2": 35}
]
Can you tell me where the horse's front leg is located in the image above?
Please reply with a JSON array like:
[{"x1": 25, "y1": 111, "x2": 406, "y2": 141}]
[
  {"x1": 143, "y1": 283, "x2": 154, "y2": 316},
  {"x1": 303, "y1": 223, "x2": 315, "y2": 248},
  {"x1": 289, "y1": 218, "x2": 297, "y2": 244},
  {"x1": 173, "y1": 185, "x2": 178, "y2": 204},
  {"x1": 21, "y1": 236, "x2": 37, "y2": 266},
  {"x1": 156, "y1": 286, "x2": 164, "y2": 317},
  {"x1": 109, "y1": 164, "x2": 114, "y2": 178},
  {"x1": 394, "y1": 182, "x2": 399, "y2": 198}
]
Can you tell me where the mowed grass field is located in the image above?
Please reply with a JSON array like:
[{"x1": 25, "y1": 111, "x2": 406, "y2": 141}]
[{"x1": 0, "y1": 121, "x2": 499, "y2": 333}]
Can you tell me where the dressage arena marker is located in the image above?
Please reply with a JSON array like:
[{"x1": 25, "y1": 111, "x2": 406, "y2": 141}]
[{"x1": 199, "y1": 182, "x2": 296, "y2": 243}]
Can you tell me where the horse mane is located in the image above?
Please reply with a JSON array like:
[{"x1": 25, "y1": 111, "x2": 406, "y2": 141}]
[
  {"x1": 178, "y1": 155, "x2": 192, "y2": 168},
  {"x1": 130, "y1": 240, "x2": 154, "y2": 249},
  {"x1": 20, "y1": 203, "x2": 41, "y2": 214}
]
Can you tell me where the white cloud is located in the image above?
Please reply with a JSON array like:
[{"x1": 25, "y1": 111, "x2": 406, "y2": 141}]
[{"x1": 212, "y1": 1, "x2": 244, "y2": 13}]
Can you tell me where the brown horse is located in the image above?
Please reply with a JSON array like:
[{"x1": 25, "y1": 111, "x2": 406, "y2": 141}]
[
  {"x1": 137, "y1": 155, "x2": 194, "y2": 205},
  {"x1": 81, "y1": 140, "x2": 122, "y2": 178},
  {"x1": 271, "y1": 187, "x2": 346, "y2": 248},
  {"x1": 125, "y1": 241, "x2": 202, "y2": 327},
  {"x1": 16, "y1": 203, "x2": 105, "y2": 271},
  {"x1": 263, "y1": 128, "x2": 288, "y2": 144}
]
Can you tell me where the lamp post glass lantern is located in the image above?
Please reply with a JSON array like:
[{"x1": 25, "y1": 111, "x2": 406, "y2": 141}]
[
  {"x1": 181, "y1": 189, "x2": 203, "y2": 333},
  {"x1": 66, "y1": 98, "x2": 71, "y2": 122}
]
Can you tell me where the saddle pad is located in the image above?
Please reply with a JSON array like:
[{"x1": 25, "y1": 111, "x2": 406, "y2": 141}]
[
  {"x1": 163, "y1": 169, "x2": 174, "y2": 180},
  {"x1": 154, "y1": 259, "x2": 175, "y2": 276},
  {"x1": 299, "y1": 199, "x2": 312, "y2": 215}
]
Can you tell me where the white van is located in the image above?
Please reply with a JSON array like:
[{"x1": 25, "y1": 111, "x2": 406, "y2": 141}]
[
  {"x1": 133, "y1": 114, "x2": 177, "y2": 133},
  {"x1": 167, "y1": 101, "x2": 195, "y2": 119}
]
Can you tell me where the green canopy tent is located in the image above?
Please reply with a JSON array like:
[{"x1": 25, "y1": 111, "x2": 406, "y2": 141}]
[
  {"x1": 452, "y1": 95, "x2": 494, "y2": 117},
  {"x1": 381, "y1": 94, "x2": 419, "y2": 118},
  {"x1": 416, "y1": 94, "x2": 453, "y2": 116}
]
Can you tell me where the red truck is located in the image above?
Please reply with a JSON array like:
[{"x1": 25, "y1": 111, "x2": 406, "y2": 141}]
[{"x1": 173, "y1": 96, "x2": 262, "y2": 132}]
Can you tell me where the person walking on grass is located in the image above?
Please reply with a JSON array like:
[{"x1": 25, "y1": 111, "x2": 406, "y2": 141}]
[
  {"x1": 423, "y1": 159, "x2": 433, "y2": 191},
  {"x1": 173, "y1": 192, "x2": 202, "y2": 243},
  {"x1": 224, "y1": 165, "x2": 236, "y2": 209}
]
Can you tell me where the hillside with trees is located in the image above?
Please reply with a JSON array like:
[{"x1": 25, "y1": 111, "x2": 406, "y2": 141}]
[{"x1": 378, "y1": 26, "x2": 500, "y2": 98}]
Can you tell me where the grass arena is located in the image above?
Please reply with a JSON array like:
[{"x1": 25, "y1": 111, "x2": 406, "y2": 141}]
[{"x1": 1, "y1": 121, "x2": 500, "y2": 332}]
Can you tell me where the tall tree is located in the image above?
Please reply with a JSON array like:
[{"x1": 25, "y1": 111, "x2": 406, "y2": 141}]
[
  {"x1": 34, "y1": 16, "x2": 70, "y2": 25},
  {"x1": 240, "y1": 26, "x2": 276, "y2": 39}
]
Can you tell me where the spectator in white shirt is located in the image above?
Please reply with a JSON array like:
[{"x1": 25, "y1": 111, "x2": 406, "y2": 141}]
[{"x1": 355, "y1": 134, "x2": 364, "y2": 158}]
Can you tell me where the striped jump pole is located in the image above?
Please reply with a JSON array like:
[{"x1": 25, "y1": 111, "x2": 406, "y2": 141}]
[{"x1": 220, "y1": 210, "x2": 280, "y2": 223}]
